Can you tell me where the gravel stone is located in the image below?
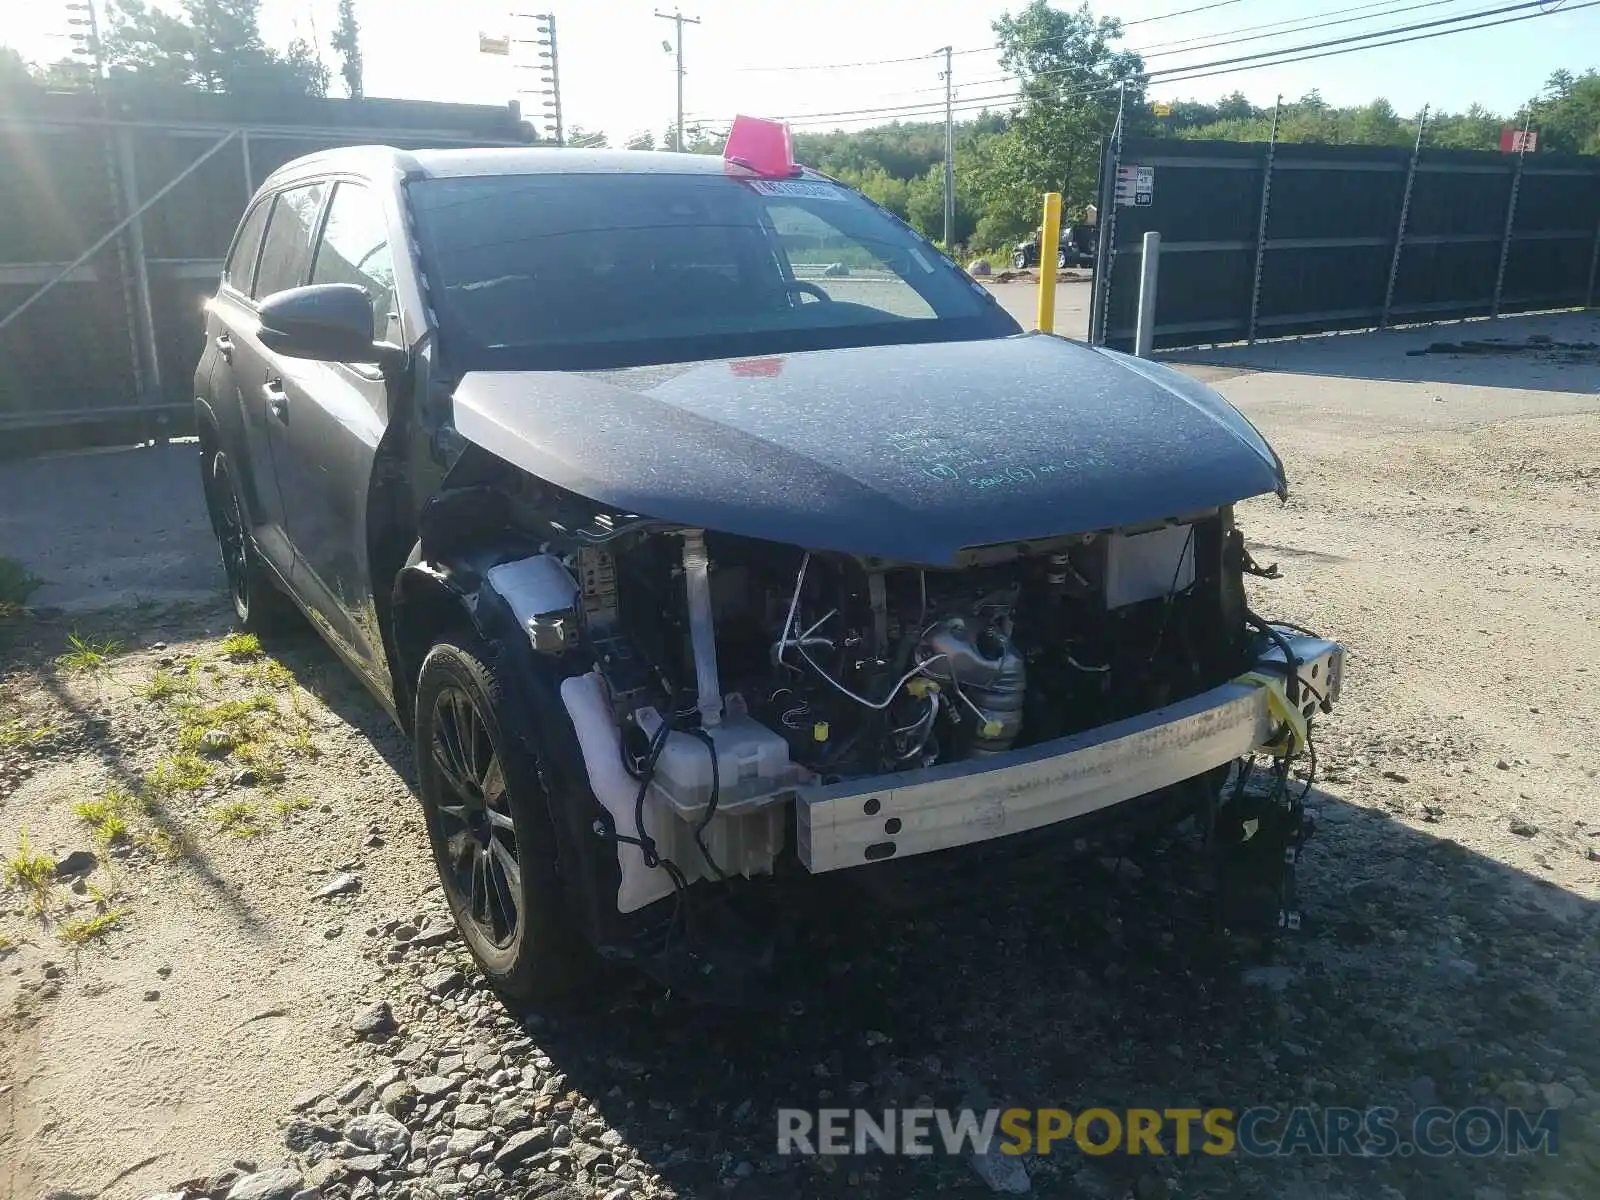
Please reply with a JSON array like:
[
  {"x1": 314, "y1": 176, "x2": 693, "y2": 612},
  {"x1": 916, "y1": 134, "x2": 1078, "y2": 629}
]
[
  {"x1": 454, "y1": 1104, "x2": 492, "y2": 1130},
  {"x1": 351, "y1": 1000, "x2": 397, "y2": 1037},
  {"x1": 344, "y1": 1111, "x2": 410, "y2": 1156},
  {"x1": 446, "y1": 1129, "x2": 490, "y2": 1157},
  {"x1": 493, "y1": 1128, "x2": 552, "y2": 1169},
  {"x1": 413, "y1": 1075, "x2": 457, "y2": 1100},
  {"x1": 313, "y1": 873, "x2": 361, "y2": 899},
  {"x1": 225, "y1": 1169, "x2": 305, "y2": 1200},
  {"x1": 379, "y1": 1081, "x2": 418, "y2": 1117},
  {"x1": 424, "y1": 968, "x2": 465, "y2": 996},
  {"x1": 53, "y1": 849, "x2": 97, "y2": 878}
]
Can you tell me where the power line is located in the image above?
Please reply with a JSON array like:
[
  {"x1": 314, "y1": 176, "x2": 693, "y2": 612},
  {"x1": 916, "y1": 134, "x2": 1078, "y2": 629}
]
[
  {"x1": 966, "y1": 0, "x2": 1486, "y2": 91},
  {"x1": 1125, "y1": 0, "x2": 1251, "y2": 24},
  {"x1": 726, "y1": 0, "x2": 1259, "y2": 74},
  {"x1": 763, "y1": 0, "x2": 1596, "y2": 128},
  {"x1": 1135, "y1": 0, "x2": 1465, "y2": 52},
  {"x1": 816, "y1": 0, "x2": 1486, "y2": 101},
  {"x1": 731, "y1": 51, "x2": 940, "y2": 73},
  {"x1": 954, "y1": 0, "x2": 1560, "y2": 98}
]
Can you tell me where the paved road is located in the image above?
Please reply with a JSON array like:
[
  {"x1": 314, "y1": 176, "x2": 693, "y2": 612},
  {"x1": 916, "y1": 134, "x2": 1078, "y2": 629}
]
[{"x1": 984, "y1": 278, "x2": 1092, "y2": 339}]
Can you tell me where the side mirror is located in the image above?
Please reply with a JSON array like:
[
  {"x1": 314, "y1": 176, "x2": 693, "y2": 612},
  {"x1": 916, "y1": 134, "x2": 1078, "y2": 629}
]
[{"x1": 257, "y1": 284, "x2": 406, "y2": 374}]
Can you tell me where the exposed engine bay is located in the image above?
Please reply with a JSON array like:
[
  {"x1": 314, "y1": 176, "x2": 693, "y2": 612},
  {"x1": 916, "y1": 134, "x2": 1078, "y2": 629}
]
[
  {"x1": 441, "y1": 460, "x2": 1336, "y2": 919},
  {"x1": 602, "y1": 515, "x2": 1249, "y2": 783}
]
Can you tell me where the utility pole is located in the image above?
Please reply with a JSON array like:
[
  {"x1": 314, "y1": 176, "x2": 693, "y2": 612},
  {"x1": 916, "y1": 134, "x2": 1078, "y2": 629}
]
[
  {"x1": 655, "y1": 9, "x2": 701, "y2": 152},
  {"x1": 515, "y1": 12, "x2": 564, "y2": 145},
  {"x1": 940, "y1": 45, "x2": 954, "y2": 249}
]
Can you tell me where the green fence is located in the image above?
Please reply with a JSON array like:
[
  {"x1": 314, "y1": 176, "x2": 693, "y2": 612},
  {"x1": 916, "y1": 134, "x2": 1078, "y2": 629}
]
[
  {"x1": 0, "y1": 85, "x2": 530, "y2": 447},
  {"x1": 1089, "y1": 136, "x2": 1600, "y2": 351}
]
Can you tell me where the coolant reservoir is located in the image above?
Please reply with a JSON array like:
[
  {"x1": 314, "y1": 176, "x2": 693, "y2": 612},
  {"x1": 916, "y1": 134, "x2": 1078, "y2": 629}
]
[{"x1": 635, "y1": 696, "x2": 807, "y2": 819}]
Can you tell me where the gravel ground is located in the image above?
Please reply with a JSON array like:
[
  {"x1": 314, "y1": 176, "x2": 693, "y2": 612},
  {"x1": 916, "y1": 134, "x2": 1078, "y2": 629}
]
[{"x1": 2, "y1": 312, "x2": 1598, "y2": 1200}]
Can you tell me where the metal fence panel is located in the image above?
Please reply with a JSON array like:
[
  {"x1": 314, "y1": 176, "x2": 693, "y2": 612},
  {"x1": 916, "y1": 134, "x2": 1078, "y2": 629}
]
[
  {"x1": 1094, "y1": 136, "x2": 1600, "y2": 352},
  {"x1": 0, "y1": 84, "x2": 529, "y2": 445}
]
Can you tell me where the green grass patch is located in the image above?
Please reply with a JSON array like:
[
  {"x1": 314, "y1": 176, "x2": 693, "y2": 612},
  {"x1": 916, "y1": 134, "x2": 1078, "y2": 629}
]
[
  {"x1": 59, "y1": 907, "x2": 127, "y2": 945},
  {"x1": 285, "y1": 727, "x2": 321, "y2": 760},
  {"x1": 138, "y1": 827, "x2": 191, "y2": 860},
  {"x1": 271, "y1": 795, "x2": 312, "y2": 819},
  {"x1": 175, "y1": 693, "x2": 278, "y2": 757},
  {"x1": 146, "y1": 753, "x2": 215, "y2": 797},
  {"x1": 248, "y1": 659, "x2": 296, "y2": 689},
  {"x1": 71, "y1": 797, "x2": 132, "y2": 845},
  {"x1": 55, "y1": 632, "x2": 123, "y2": 673},
  {"x1": 220, "y1": 632, "x2": 263, "y2": 660},
  {"x1": 209, "y1": 800, "x2": 262, "y2": 838},
  {"x1": 233, "y1": 742, "x2": 286, "y2": 786},
  {"x1": 140, "y1": 668, "x2": 191, "y2": 702},
  {"x1": 3, "y1": 830, "x2": 56, "y2": 913},
  {"x1": 0, "y1": 721, "x2": 56, "y2": 749}
]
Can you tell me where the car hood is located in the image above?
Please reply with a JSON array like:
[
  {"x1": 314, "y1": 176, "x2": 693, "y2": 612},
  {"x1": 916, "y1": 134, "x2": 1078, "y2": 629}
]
[{"x1": 451, "y1": 333, "x2": 1286, "y2": 566}]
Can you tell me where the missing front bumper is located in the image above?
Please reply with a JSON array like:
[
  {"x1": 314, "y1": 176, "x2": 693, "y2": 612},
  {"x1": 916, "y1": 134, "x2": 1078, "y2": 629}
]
[{"x1": 796, "y1": 632, "x2": 1341, "y2": 874}]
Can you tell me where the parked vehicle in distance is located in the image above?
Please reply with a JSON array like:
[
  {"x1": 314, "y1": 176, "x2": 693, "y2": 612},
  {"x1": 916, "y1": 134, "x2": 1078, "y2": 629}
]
[
  {"x1": 1012, "y1": 223, "x2": 1096, "y2": 270},
  {"x1": 195, "y1": 118, "x2": 1340, "y2": 1008}
]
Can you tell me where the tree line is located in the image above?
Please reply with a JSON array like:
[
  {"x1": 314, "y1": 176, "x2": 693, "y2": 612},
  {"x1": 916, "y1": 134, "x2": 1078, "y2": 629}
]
[{"x1": 3, "y1": 0, "x2": 1595, "y2": 256}]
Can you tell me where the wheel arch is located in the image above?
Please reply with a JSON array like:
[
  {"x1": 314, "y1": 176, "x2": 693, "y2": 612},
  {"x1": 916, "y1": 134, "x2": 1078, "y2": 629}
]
[{"x1": 392, "y1": 543, "x2": 625, "y2": 951}]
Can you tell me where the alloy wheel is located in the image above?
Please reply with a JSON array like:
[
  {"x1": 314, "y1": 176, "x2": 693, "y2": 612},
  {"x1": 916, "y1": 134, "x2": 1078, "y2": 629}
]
[{"x1": 430, "y1": 684, "x2": 523, "y2": 948}]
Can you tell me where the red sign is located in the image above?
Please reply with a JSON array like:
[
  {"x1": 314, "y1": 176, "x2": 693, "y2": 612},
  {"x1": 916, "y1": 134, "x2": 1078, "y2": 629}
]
[{"x1": 1499, "y1": 127, "x2": 1538, "y2": 153}]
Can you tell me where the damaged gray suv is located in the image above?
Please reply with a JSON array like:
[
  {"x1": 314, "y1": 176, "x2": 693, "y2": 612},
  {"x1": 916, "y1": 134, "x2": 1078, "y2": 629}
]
[{"x1": 195, "y1": 121, "x2": 1341, "y2": 1007}]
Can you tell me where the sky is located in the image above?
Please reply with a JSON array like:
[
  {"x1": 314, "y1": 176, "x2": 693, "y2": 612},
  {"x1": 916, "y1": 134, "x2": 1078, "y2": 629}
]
[{"x1": 6, "y1": 0, "x2": 1598, "y2": 143}]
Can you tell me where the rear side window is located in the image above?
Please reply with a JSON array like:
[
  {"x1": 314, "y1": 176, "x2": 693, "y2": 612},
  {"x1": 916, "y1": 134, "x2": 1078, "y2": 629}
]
[
  {"x1": 309, "y1": 183, "x2": 397, "y2": 341},
  {"x1": 252, "y1": 182, "x2": 329, "y2": 300},
  {"x1": 223, "y1": 200, "x2": 270, "y2": 293}
]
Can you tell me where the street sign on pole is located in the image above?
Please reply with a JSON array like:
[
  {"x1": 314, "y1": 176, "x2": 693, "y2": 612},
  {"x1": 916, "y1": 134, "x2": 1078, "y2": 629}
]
[{"x1": 1114, "y1": 164, "x2": 1154, "y2": 207}]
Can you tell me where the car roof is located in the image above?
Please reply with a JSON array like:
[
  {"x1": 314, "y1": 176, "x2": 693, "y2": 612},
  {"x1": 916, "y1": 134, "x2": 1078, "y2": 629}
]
[{"x1": 259, "y1": 145, "x2": 802, "y2": 191}]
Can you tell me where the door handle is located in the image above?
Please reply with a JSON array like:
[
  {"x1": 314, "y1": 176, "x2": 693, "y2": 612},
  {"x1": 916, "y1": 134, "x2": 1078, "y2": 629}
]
[
  {"x1": 214, "y1": 333, "x2": 233, "y2": 361},
  {"x1": 263, "y1": 379, "x2": 288, "y2": 423}
]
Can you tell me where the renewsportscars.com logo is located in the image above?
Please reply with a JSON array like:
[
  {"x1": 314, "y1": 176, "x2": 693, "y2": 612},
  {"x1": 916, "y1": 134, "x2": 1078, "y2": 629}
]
[{"x1": 777, "y1": 1107, "x2": 1561, "y2": 1158}]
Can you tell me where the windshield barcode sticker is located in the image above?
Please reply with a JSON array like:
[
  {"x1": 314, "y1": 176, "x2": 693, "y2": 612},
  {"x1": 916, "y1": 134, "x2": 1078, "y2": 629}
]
[{"x1": 747, "y1": 179, "x2": 848, "y2": 201}]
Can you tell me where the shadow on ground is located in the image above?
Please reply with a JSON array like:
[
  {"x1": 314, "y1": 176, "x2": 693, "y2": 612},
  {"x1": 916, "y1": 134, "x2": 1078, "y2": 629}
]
[
  {"x1": 518, "y1": 789, "x2": 1600, "y2": 1200},
  {"x1": 1165, "y1": 310, "x2": 1600, "y2": 397}
]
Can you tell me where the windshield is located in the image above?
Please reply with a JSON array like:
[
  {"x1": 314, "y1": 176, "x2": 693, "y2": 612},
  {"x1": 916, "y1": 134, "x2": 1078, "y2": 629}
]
[{"x1": 409, "y1": 171, "x2": 1017, "y2": 370}]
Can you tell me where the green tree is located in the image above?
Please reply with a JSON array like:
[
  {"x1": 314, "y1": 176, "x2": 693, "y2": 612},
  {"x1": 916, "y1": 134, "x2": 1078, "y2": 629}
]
[
  {"x1": 1529, "y1": 69, "x2": 1600, "y2": 154},
  {"x1": 977, "y1": 0, "x2": 1145, "y2": 243},
  {"x1": 0, "y1": 46, "x2": 32, "y2": 87},
  {"x1": 624, "y1": 130, "x2": 656, "y2": 151},
  {"x1": 102, "y1": 0, "x2": 328, "y2": 95},
  {"x1": 332, "y1": 0, "x2": 362, "y2": 99}
]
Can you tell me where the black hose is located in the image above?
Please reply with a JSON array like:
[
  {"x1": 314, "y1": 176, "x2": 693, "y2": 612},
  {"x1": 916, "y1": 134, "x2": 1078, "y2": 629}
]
[
  {"x1": 1247, "y1": 608, "x2": 1301, "y2": 705},
  {"x1": 688, "y1": 728, "x2": 727, "y2": 880}
]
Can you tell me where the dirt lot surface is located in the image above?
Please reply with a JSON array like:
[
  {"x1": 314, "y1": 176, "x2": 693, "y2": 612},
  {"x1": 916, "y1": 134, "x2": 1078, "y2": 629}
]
[{"x1": 2, "y1": 311, "x2": 1598, "y2": 1200}]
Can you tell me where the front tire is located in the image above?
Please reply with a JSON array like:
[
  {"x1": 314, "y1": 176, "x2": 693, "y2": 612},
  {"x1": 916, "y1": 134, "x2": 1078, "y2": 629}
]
[
  {"x1": 414, "y1": 634, "x2": 587, "y2": 1007},
  {"x1": 1011, "y1": 249, "x2": 1028, "y2": 271},
  {"x1": 1056, "y1": 246, "x2": 1069, "y2": 270}
]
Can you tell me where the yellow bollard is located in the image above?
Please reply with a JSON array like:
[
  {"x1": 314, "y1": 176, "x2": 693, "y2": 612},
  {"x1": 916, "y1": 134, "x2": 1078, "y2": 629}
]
[{"x1": 1036, "y1": 191, "x2": 1062, "y2": 333}]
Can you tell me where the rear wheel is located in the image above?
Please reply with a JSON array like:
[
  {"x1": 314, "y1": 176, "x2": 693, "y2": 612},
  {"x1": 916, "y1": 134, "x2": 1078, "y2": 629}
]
[
  {"x1": 415, "y1": 635, "x2": 588, "y2": 1007},
  {"x1": 204, "y1": 449, "x2": 295, "y2": 632},
  {"x1": 1056, "y1": 246, "x2": 1069, "y2": 270},
  {"x1": 1011, "y1": 249, "x2": 1028, "y2": 271}
]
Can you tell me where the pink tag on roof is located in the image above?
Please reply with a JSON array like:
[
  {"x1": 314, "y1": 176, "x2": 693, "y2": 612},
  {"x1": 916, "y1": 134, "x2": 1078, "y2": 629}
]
[{"x1": 723, "y1": 115, "x2": 801, "y2": 177}]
